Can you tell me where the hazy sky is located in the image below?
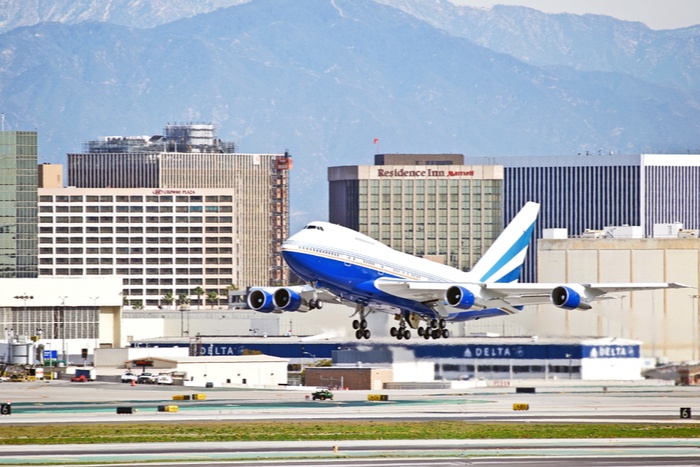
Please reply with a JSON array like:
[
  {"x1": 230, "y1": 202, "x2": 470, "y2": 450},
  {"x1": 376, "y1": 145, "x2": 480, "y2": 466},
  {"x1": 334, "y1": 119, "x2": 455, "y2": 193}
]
[{"x1": 449, "y1": 0, "x2": 700, "y2": 30}]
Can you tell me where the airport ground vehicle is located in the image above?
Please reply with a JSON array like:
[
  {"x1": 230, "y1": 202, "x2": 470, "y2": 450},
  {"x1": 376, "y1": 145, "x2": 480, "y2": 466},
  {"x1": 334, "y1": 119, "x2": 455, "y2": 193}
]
[
  {"x1": 121, "y1": 372, "x2": 137, "y2": 383},
  {"x1": 156, "y1": 373, "x2": 173, "y2": 385},
  {"x1": 137, "y1": 372, "x2": 156, "y2": 384},
  {"x1": 311, "y1": 389, "x2": 333, "y2": 400}
]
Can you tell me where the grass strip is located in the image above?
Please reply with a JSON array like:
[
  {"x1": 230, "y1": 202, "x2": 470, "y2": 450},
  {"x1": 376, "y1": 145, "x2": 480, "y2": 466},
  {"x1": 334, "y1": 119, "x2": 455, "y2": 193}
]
[{"x1": 1, "y1": 421, "x2": 698, "y2": 445}]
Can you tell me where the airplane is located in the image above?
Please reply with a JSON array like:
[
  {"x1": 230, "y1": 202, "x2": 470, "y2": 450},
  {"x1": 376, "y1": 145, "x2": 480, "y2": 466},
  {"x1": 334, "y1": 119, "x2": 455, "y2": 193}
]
[{"x1": 247, "y1": 202, "x2": 688, "y2": 340}]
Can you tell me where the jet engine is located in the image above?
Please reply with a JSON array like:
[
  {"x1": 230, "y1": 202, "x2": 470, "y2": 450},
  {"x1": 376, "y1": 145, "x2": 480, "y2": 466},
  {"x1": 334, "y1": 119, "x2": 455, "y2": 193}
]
[
  {"x1": 273, "y1": 288, "x2": 302, "y2": 311},
  {"x1": 550, "y1": 286, "x2": 592, "y2": 310},
  {"x1": 444, "y1": 285, "x2": 476, "y2": 310},
  {"x1": 246, "y1": 288, "x2": 276, "y2": 313}
]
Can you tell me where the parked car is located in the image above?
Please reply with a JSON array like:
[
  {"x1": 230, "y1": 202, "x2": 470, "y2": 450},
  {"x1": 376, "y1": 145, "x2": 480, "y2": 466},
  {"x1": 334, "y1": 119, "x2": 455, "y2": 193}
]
[
  {"x1": 311, "y1": 389, "x2": 333, "y2": 401},
  {"x1": 156, "y1": 373, "x2": 173, "y2": 385},
  {"x1": 121, "y1": 372, "x2": 137, "y2": 383},
  {"x1": 137, "y1": 372, "x2": 156, "y2": 384}
]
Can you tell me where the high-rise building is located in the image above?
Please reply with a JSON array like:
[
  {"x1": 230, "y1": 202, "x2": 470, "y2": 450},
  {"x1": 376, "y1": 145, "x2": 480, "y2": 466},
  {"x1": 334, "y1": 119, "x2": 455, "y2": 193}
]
[
  {"x1": 464, "y1": 154, "x2": 700, "y2": 281},
  {"x1": 328, "y1": 154, "x2": 503, "y2": 271},
  {"x1": 0, "y1": 130, "x2": 38, "y2": 278},
  {"x1": 38, "y1": 124, "x2": 290, "y2": 307}
]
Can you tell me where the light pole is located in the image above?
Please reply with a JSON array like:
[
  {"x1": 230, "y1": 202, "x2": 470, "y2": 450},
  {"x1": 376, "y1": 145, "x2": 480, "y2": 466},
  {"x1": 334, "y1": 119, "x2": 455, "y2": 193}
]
[
  {"x1": 565, "y1": 353, "x2": 572, "y2": 379},
  {"x1": 691, "y1": 295, "x2": 699, "y2": 362},
  {"x1": 90, "y1": 296, "x2": 99, "y2": 354},
  {"x1": 36, "y1": 328, "x2": 43, "y2": 365},
  {"x1": 58, "y1": 296, "x2": 67, "y2": 365}
]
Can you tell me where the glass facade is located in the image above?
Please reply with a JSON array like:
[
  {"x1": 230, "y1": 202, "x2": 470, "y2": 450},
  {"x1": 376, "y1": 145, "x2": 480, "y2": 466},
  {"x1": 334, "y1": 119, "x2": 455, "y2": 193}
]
[{"x1": 0, "y1": 131, "x2": 38, "y2": 278}]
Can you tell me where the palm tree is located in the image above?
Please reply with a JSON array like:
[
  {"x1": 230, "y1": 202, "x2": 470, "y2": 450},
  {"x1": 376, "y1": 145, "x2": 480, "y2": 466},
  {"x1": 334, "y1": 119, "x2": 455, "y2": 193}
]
[
  {"x1": 206, "y1": 291, "x2": 219, "y2": 309},
  {"x1": 177, "y1": 293, "x2": 190, "y2": 309},
  {"x1": 162, "y1": 292, "x2": 175, "y2": 309},
  {"x1": 193, "y1": 286, "x2": 205, "y2": 310}
]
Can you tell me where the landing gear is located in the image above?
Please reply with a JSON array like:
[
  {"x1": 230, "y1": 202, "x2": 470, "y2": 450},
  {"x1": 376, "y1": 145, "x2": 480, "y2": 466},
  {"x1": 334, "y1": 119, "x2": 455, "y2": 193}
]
[
  {"x1": 419, "y1": 318, "x2": 449, "y2": 340},
  {"x1": 308, "y1": 298, "x2": 323, "y2": 310},
  {"x1": 390, "y1": 311, "x2": 415, "y2": 341},
  {"x1": 352, "y1": 306, "x2": 371, "y2": 340}
]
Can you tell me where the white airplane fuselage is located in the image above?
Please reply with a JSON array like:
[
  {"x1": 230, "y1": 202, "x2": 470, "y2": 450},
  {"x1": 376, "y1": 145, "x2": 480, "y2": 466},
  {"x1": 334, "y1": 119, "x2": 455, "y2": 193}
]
[{"x1": 281, "y1": 222, "x2": 503, "y2": 321}]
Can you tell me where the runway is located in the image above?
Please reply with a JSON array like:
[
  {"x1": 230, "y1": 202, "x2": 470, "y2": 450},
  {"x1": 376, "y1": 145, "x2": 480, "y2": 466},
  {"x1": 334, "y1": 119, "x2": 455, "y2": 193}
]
[
  {"x1": 1, "y1": 380, "x2": 698, "y2": 424},
  {"x1": 0, "y1": 380, "x2": 698, "y2": 465}
]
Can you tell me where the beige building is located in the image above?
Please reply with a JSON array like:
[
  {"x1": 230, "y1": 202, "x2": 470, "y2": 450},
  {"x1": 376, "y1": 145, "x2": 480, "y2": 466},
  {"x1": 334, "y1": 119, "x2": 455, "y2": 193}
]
[
  {"x1": 37, "y1": 187, "x2": 248, "y2": 308},
  {"x1": 535, "y1": 236, "x2": 700, "y2": 363}
]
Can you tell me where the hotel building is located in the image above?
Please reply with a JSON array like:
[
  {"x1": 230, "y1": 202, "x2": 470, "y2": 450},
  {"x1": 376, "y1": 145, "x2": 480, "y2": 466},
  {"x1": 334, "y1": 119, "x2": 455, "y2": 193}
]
[
  {"x1": 328, "y1": 154, "x2": 503, "y2": 271},
  {"x1": 37, "y1": 124, "x2": 291, "y2": 308}
]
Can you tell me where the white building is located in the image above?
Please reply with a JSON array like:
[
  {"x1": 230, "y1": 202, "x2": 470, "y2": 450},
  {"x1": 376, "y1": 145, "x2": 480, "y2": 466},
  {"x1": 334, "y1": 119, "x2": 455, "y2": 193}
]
[
  {"x1": 141, "y1": 355, "x2": 289, "y2": 387},
  {"x1": 0, "y1": 277, "x2": 122, "y2": 361}
]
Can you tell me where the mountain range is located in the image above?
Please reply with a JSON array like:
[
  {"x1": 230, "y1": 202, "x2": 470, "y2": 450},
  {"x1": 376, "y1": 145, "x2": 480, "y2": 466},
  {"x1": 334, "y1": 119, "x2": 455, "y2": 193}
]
[{"x1": 1, "y1": 0, "x2": 699, "y2": 226}]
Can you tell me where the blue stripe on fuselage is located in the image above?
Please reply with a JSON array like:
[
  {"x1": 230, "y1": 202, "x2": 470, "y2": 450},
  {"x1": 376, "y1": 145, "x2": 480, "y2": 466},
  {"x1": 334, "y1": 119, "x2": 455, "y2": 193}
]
[{"x1": 282, "y1": 249, "x2": 437, "y2": 316}]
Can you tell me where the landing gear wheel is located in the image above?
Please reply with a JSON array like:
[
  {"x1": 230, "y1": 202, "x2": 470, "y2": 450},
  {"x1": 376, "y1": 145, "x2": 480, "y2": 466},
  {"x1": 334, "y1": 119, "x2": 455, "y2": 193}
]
[
  {"x1": 431, "y1": 329, "x2": 441, "y2": 339},
  {"x1": 439, "y1": 319, "x2": 447, "y2": 329},
  {"x1": 441, "y1": 328, "x2": 450, "y2": 339},
  {"x1": 429, "y1": 319, "x2": 438, "y2": 329},
  {"x1": 360, "y1": 319, "x2": 368, "y2": 330},
  {"x1": 355, "y1": 329, "x2": 363, "y2": 339},
  {"x1": 417, "y1": 326, "x2": 425, "y2": 337},
  {"x1": 315, "y1": 300, "x2": 323, "y2": 310},
  {"x1": 352, "y1": 320, "x2": 360, "y2": 330},
  {"x1": 396, "y1": 331, "x2": 403, "y2": 340},
  {"x1": 403, "y1": 329, "x2": 411, "y2": 340},
  {"x1": 390, "y1": 327, "x2": 398, "y2": 337},
  {"x1": 363, "y1": 329, "x2": 371, "y2": 339},
  {"x1": 423, "y1": 331, "x2": 431, "y2": 340}
]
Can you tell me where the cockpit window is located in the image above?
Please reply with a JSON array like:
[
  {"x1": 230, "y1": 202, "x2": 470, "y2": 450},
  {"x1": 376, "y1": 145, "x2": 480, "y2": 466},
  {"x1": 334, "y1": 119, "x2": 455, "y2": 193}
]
[{"x1": 305, "y1": 225, "x2": 324, "y2": 231}]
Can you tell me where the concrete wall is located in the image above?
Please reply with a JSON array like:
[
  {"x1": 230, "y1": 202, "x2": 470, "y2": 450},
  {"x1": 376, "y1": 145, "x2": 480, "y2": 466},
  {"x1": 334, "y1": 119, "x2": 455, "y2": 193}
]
[{"x1": 537, "y1": 238, "x2": 700, "y2": 363}]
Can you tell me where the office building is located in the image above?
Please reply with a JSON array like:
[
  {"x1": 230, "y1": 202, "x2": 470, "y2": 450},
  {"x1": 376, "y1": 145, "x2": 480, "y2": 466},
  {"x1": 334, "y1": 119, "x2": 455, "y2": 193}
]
[
  {"x1": 463, "y1": 154, "x2": 700, "y2": 281},
  {"x1": 329, "y1": 154, "x2": 503, "y2": 271},
  {"x1": 38, "y1": 123, "x2": 290, "y2": 307},
  {"x1": 0, "y1": 130, "x2": 38, "y2": 278}
]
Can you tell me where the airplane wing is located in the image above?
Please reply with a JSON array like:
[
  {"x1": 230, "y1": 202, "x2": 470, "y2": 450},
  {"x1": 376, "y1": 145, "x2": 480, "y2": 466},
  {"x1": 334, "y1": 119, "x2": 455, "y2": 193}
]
[
  {"x1": 246, "y1": 284, "x2": 341, "y2": 313},
  {"x1": 374, "y1": 277, "x2": 689, "y2": 310}
]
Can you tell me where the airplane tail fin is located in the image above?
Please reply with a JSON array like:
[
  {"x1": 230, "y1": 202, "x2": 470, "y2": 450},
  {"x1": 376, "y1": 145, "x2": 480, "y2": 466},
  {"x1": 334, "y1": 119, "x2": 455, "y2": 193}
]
[{"x1": 469, "y1": 202, "x2": 540, "y2": 284}]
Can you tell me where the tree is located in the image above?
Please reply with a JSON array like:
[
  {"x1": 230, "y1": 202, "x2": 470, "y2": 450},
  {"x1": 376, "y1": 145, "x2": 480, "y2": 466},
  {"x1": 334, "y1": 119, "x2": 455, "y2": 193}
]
[
  {"x1": 162, "y1": 292, "x2": 175, "y2": 309},
  {"x1": 177, "y1": 293, "x2": 190, "y2": 308},
  {"x1": 193, "y1": 286, "x2": 205, "y2": 309},
  {"x1": 206, "y1": 291, "x2": 219, "y2": 309}
]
